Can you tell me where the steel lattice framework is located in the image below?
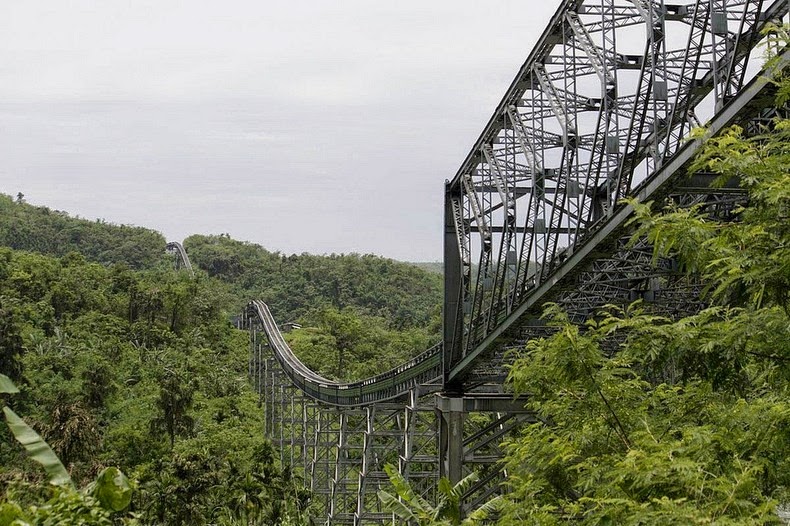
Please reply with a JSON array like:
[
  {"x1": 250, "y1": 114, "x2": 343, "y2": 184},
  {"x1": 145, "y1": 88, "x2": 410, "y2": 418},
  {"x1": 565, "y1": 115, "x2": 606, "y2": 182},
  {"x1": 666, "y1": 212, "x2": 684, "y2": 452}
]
[
  {"x1": 226, "y1": 1, "x2": 790, "y2": 524},
  {"x1": 443, "y1": 0, "x2": 787, "y2": 387}
]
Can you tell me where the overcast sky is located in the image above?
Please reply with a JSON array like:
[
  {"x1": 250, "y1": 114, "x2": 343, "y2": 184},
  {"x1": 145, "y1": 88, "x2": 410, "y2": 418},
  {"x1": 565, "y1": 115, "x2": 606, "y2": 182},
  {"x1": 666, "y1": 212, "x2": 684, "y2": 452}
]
[{"x1": 0, "y1": 1, "x2": 556, "y2": 261}]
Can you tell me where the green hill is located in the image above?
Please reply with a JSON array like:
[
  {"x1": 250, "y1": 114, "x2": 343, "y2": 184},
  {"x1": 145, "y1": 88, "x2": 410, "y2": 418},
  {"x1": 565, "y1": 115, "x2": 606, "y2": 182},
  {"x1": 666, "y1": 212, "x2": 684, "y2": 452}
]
[
  {"x1": 0, "y1": 246, "x2": 307, "y2": 523},
  {"x1": 0, "y1": 196, "x2": 442, "y2": 384},
  {"x1": 183, "y1": 234, "x2": 442, "y2": 331},
  {"x1": 0, "y1": 194, "x2": 166, "y2": 270},
  {"x1": 409, "y1": 261, "x2": 443, "y2": 275}
]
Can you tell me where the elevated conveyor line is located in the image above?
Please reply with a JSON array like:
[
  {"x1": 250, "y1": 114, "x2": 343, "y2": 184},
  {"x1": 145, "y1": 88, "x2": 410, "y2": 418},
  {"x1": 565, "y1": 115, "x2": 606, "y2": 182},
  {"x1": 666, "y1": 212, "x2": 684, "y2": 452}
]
[
  {"x1": 247, "y1": 300, "x2": 442, "y2": 407},
  {"x1": 166, "y1": 241, "x2": 194, "y2": 276}
]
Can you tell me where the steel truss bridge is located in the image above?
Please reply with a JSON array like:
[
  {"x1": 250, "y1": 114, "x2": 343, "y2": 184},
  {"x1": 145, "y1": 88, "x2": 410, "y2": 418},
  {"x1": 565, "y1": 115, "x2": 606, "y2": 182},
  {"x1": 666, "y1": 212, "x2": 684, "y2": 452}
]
[{"x1": 172, "y1": 1, "x2": 789, "y2": 523}]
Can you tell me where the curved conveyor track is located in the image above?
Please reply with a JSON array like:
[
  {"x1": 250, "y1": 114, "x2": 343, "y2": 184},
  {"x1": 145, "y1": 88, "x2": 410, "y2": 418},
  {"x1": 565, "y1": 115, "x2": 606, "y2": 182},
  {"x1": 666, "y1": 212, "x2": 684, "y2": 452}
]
[
  {"x1": 247, "y1": 300, "x2": 442, "y2": 407},
  {"x1": 166, "y1": 241, "x2": 194, "y2": 276}
]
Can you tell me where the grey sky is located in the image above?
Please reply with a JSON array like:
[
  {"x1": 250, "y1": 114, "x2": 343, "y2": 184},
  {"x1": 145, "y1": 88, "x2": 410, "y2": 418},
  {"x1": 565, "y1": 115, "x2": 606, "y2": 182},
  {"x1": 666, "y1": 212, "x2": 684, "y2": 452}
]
[{"x1": 0, "y1": 1, "x2": 556, "y2": 261}]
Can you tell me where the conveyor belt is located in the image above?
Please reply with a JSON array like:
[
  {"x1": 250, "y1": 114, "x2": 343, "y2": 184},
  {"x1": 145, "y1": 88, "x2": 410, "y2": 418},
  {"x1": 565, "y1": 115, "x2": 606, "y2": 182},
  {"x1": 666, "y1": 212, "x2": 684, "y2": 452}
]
[{"x1": 247, "y1": 300, "x2": 442, "y2": 407}]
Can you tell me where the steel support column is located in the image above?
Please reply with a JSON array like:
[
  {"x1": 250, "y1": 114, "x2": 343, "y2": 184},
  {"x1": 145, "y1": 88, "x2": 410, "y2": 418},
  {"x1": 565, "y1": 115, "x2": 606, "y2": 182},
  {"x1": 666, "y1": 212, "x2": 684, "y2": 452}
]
[
  {"x1": 400, "y1": 388, "x2": 440, "y2": 504},
  {"x1": 437, "y1": 394, "x2": 535, "y2": 514},
  {"x1": 444, "y1": 182, "x2": 465, "y2": 391}
]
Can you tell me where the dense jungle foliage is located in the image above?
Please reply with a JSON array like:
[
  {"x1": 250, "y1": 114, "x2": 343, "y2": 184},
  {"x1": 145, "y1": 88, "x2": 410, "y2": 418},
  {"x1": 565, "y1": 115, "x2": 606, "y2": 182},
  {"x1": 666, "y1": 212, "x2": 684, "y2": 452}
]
[
  {"x1": 0, "y1": 193, "x2": 443, "y2": 523},
  {"x1": 0, "y1": 197, "x2": 443, "y2": 382},
  {"x1": 0, "y1": 249, "x2": 309, "y2": 524},
  {"x1": 183, "y1": 235, "x2": 442, "y2": 380},
  {"x1": 182, "y1": 234, "x2": 442, "y2": 329},
  {"x1": 0, "y1": 195, "x2": 166, "y2": 270}
]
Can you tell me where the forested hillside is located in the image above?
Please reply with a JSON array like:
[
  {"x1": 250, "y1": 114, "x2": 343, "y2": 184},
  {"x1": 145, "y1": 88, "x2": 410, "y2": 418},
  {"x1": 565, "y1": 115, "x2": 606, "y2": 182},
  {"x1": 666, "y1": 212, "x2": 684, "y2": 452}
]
[
  {"x1": 409, "y1": 261, "x2": 443, "y2": 275},
  {"x1": 0, "y1": 249, "x2": 307, "y2": 523},
  {"x1": 183, "y1": 234, "x2": 442, "y2": 328},
  {"x1": 0, "y1": 194, "x2": 444, "y2": 522},
  {"x1": 0, "y1": 195, "x2": 166, "y2": 270},
  {"x1": 183, "y1": 235, "x2": 442, "y2": 381},
  {"x1": 0, "y1": 197, "x2": 443, "y2": 382},
  {"x1": 0, "y1": 195, "x2": 442, "y2": 333}
]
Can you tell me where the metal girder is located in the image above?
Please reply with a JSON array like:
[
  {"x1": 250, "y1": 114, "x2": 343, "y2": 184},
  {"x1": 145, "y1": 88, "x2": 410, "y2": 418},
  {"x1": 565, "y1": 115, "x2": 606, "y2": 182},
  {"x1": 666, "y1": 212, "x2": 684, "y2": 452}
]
[
  {"x1": 506, "y1": 106, "x2": 542, "y2": 176},
  {"x1": 400, "y1": 389, "x2": 439, "y2": 502},
  {"x1": 165, "y1": 241, "x2": 194, "y2": 276},
  {"x1": 449, "y1": 45, "x2": 790, "y2": 384},
  {"x1": 248, "y1": 328, "x2": 441, "y2": 526},
  {"x1": 461, "y1": 172, "x2": 495, "y2": 357},
  {"x1": 355, "y1": 404, "x2": 406, "y2": 523},
  {"x1": 436, "y1": 394, "x2": 536, "y2": 512},
  {"x1": 534, "y1": 63, "x2": 577, "y2": 141},
  {"x1": 447, "y1": 0, "x2": 786, "y2": 378},
  {"x1": 566, "y1": 11, "x2": 616, "y2": 87},
  {"x1": 482, "y1": 145, "x2": 519, "y2": 317},
  {"x1": 444, "y1": 184, "x2": 467, "y2": 382},
  {"x1": 330, "y1": 410, "x2": 366, "y2": 524},
  {"x1": 470, "y1": 225, "x2": 576, "y2": 234}
]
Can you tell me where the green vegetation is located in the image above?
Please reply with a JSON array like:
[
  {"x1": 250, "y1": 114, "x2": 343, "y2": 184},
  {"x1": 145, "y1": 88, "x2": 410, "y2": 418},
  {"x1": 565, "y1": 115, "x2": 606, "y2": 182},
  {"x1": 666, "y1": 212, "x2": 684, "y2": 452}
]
[
  {"x1": 379, "y1": 464, "x2": 500, "y2": 526},
  {"x1": 1, "y1": 372, "x2": 135, "y2": 524},
  {"x1": 409, "y1": 262, "x2": 443, "y2": 275},
  {"x1": 285, "y1": 306, "x2": 437, "y2": 381},
  {"x1": 496, "y1": 72, "x2": 790, "y2": 524},
  {"x1": 183, "y1": 234, "x2": 442, "y2": 381},
  {"x1": 0, "y1": 196, "x2": 443, "y2": 382},
  {"x1": 183, "y1": 234, "x2": 442, "y2": 328},
  {"x1": 0, "y1": 188, "x2": 444, "y2": 523},
  {"x1": 0, "y1": 249, "x2": 307, "y2": 524},
  {"x1": 0, "y1": 194, "x2": 166, "y2": 270}
]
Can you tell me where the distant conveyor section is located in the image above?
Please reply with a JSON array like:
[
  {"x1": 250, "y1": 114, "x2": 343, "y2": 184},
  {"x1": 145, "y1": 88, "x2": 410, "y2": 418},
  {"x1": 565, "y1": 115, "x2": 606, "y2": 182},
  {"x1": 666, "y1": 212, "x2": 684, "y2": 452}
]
[
  {"x1": 166, "y1": 241, "x2": 194, "y2": 276},
  {"x1": 247, "y1": 300, "x2": 442, "y2": 406}
]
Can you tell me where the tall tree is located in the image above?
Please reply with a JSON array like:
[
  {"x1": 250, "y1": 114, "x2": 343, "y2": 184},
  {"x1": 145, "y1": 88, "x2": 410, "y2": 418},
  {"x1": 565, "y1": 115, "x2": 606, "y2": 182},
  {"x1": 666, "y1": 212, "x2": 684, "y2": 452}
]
[{"x1": 150, "y1": 367, "x2": 196, "y2": 448}]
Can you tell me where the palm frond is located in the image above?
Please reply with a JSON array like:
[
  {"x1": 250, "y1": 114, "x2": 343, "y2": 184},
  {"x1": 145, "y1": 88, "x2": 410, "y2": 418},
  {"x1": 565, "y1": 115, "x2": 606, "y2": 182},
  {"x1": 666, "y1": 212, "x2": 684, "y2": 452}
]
[
  {"x1": 383, "y1": 463, "x2": 432, "y2": 513},
  {"x1": 449, "y1": 472, "x2": 479, "y2": 500},
  {"x1": 0, "y1": 373, "x2": 20, "y2": 394},
  {"x1": 464, "y1": 495, "x2": 503, "y2": 524},
  {"x1": 378, "y1": 489, "x2": 420, "y2": 522}
]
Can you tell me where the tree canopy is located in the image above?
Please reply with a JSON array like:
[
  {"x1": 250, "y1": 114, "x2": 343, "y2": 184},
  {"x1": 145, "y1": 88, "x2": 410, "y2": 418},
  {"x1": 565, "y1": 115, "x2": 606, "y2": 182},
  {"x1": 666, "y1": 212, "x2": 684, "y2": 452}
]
[
  {"x1": 0, "y1": 190, "x2": 444, "y2": 522},
  {"x1": 0, "y1": 249, "x2": 308, "y2": 524},
  {"x1": 183, "y1": 234, "x2": 442, "y2": 330},
  {"x1": 0, "y1": 194, "x2": 166, "y2": 270}
]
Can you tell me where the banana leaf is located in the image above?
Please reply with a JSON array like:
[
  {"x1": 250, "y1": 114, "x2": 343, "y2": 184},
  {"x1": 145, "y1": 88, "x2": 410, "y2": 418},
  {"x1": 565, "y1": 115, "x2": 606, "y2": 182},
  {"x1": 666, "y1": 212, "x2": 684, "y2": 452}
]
[
  {"x1": 3, "y1": 406, "x2": 71, "y2": 487},
  {"x1": 0, "y1": 373, "x2": 19, "y2": 394}
]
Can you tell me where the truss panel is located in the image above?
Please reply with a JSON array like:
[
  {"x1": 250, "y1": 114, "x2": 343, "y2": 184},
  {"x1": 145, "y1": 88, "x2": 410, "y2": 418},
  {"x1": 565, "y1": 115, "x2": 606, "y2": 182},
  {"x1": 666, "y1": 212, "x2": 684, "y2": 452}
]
[{"x1": 445, "y1": 0, "x2": 789, "y2": 384}]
